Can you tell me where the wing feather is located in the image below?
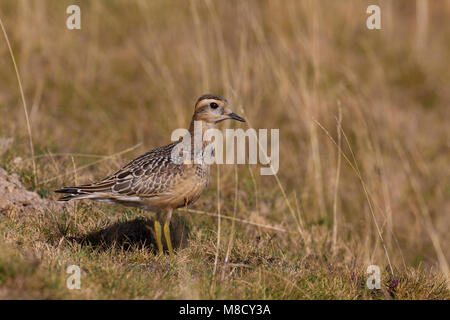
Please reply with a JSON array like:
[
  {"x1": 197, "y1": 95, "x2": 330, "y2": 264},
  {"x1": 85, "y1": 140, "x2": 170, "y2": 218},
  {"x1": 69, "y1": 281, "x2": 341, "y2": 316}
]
[{"x1": 55, "y1": 141, "x2": 182, "y2": 201}]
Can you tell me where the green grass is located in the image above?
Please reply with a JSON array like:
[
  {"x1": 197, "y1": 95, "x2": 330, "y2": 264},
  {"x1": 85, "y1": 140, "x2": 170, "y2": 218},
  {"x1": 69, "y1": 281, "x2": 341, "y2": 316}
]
[{"x1": 0, "y1": 200, "x2": 448, "y2": 299}]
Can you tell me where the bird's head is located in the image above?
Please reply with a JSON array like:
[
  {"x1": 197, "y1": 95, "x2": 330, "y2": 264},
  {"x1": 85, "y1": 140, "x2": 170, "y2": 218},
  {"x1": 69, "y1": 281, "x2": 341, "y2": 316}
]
[{"x1": 193, "y1": 94, "x2": 245, "y2": 125}]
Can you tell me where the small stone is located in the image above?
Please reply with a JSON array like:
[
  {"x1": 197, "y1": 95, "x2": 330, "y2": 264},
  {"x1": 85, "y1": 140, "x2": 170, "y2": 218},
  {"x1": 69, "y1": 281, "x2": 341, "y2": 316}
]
[
  {"x1": 0, "y1": 198, "x2": 13, "y2": 210},
  {"x1": 0, "y1": 167, "x2": 68, "y2": 215}
]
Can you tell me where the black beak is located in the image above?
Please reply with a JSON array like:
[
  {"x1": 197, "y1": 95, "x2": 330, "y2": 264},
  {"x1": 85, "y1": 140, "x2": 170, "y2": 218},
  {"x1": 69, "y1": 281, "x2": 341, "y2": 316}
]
[{"x1": 228, "y1": 112, "x2": 246, "y2": 122}]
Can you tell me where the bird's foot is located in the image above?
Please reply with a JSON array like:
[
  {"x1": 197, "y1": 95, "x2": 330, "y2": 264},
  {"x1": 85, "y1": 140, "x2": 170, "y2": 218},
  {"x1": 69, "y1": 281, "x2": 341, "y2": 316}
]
[
  {"x1": 164, "y1": 222, "x2": 175, "y2": 259},
  {"x1": 146, "y1": 220, "x2": 174, "y2": 259},
  {"x1": 146, "y1": 220, "x2": 164, "y2": 255}
]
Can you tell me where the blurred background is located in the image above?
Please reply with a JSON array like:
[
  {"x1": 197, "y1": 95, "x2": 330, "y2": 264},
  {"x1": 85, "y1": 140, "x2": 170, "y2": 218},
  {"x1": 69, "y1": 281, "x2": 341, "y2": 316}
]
[{"x1": 0, "y1": 0, "x2": 448, "y2": 298}]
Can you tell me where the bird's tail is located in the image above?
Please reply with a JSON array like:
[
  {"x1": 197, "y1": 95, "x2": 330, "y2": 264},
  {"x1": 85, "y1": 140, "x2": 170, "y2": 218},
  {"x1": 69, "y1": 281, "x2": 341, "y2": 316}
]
[{"x1": 54, "y1": 181, "x2": 115, "y2": 201}]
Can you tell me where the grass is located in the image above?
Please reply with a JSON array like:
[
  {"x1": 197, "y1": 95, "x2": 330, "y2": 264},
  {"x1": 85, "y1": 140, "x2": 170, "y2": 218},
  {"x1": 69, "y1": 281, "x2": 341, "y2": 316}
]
[{"x1": 0, "y1": 0, "x2": 449, "y2": 299}]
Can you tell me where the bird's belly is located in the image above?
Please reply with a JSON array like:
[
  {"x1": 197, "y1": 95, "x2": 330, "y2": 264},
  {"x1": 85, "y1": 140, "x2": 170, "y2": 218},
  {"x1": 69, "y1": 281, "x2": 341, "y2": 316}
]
[
  {"x1": 172, "y1": 173, "x2": 209, "y2": 208},
  {"x1": 141, "y1": 165, "x2": 209, "y2": 210}
]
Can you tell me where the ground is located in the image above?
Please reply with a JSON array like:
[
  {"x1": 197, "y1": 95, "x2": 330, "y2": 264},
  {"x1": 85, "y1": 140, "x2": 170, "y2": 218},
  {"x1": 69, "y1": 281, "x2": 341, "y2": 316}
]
[{"x1": 0, "y1": 0, "x2": 449, "y2": 299}]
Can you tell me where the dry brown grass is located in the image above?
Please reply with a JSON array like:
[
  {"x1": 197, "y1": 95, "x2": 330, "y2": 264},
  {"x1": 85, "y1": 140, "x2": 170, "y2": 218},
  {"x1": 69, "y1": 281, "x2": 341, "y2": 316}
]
[{"x1": 0, "y1": 0, "x2": 449, "y2": 299}]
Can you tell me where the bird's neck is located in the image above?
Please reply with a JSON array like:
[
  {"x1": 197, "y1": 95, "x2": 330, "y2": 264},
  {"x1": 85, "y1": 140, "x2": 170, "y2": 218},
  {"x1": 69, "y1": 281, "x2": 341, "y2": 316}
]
[
  {"x1": 187, "y1": 118, "x2": 216, "y2": 162},
  {"x1": 189, "y1": 118, "x2": 214, "y2": 132},
  {"x1": 188, "y1": 118, "x2": 215, "y2": 142}
]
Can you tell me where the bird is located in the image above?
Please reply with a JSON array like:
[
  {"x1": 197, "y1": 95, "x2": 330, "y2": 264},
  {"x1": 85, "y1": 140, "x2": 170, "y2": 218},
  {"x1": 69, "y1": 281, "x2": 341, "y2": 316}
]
[{"x1": 55, "y1": 94, "x2": 245, "y2": 258}]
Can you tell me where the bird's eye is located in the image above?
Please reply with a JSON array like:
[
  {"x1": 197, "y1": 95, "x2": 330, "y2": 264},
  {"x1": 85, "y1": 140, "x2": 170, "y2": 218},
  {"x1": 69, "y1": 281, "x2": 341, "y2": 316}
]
[{"x1": 210, "y1": 102, "x2": 219, "y2": 109}]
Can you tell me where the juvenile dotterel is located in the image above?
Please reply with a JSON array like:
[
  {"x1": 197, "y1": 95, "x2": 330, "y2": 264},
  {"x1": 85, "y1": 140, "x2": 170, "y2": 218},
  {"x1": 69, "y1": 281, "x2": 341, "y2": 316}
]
[{"x1": 55, "y1": 94, "x2": 245, "y2": 257}]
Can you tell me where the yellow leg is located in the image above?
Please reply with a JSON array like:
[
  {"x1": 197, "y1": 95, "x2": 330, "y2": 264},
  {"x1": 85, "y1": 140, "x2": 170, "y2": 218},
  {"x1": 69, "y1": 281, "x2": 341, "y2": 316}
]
[
  {"x1": 164, "y1": 222, "x2": 174, "y2": 259},
  {"x1": 153, "y1": 220, "x2": 164, "y2": 255}
]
